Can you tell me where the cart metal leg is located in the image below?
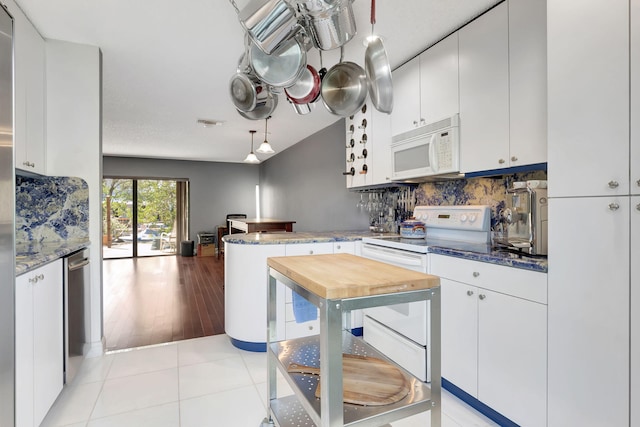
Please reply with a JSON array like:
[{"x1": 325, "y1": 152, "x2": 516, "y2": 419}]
[
  {"x1": 319, "y1": 298, "x2": 344, "y2": 427},
  {"x1": 266, "y1": 274, "x2": 278, "y2": 424}
]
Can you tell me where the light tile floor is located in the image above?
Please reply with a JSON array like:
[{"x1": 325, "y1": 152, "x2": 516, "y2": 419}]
[{"x1": 41, "y1": 334, "x2": 499, "y2": 427}]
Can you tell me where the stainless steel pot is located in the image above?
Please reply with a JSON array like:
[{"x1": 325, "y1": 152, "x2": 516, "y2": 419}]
[
  {"x1": 236, "y1": 91, "x2": 279, "y2": 120},
  {"x1": 229, "y1": 72, "x2": 269, "y2": 112},
  {"x1": 285, "y1": 64, "x2": 321, "y2": 104},
  {"x1": 302, "y1": 0, "x2": 357, "y2": 51},
  {"x1": 249, "y1": 36, "x2": 306, "y2": 88},
  {"x1": 321, "y1": 59, "x2": 367, "y2": 117},
  {"x1": 238, "y1": 0, "x2": 300, "y2": 54}
]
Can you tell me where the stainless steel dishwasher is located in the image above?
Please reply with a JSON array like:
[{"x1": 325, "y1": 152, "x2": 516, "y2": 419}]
[{"x1": 64, "y1": 248, "x2": 90, "y2": 384}]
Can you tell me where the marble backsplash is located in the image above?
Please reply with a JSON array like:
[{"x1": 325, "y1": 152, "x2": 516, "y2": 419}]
[
  {"x1": 368, "y1": 170, "x2": 548, "y2": 232},
  {"x1": 16, "y1": 175, "x2": 90, "y2": 243}
]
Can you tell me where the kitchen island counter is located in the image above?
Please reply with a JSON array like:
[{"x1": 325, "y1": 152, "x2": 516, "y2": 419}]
[{"x1": 223, "y1": 230, "x2": 386, "y2": 245}]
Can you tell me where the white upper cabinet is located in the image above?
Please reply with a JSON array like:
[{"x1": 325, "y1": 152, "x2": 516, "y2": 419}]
[
  {"x1": 508, "y1": 0, "x2": 547, "y2": 168},
  {"x1": 390, "y1": 57, "x2": 421, "y2": 136},
  {"x1": 391, "y1": 33, "x2": 459, "y2": 138},
  {"x1": 548, "y1": 0, "x2": 629, "y2": 197},
  {"x1": 7, "y1": 0, "x2": 46, "y2": 175},
  {"x1": 459, "y1": 2, "x2": 510, "y2": 173},
  {"x1": 419, "y1": 32, "x2": 459, "y2": 125}
]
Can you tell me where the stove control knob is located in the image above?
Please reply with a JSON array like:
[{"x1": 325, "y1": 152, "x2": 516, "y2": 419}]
[
  {"x1": 469, "y1": 214, "x2": 477, "y2": 223},
  {"x1": 460, "y1": 214, "x2": 468, "y2": 222}
]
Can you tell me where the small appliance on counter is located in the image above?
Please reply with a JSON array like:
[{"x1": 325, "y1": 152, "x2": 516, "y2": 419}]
[
  {"x1": 499, "y1": 181, "x2": 548, "y2": 256},
  {"x1": 399, "y1": 219, "x2": 426, "y2": 238}
]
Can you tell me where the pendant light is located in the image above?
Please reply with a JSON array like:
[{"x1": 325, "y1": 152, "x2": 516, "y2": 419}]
[
  {"x1": 256, "y1": 116, "x2": 275, "y2": 154},
  {"x1": 243, "y1": 130, "x2": 260, "y2": 163}
]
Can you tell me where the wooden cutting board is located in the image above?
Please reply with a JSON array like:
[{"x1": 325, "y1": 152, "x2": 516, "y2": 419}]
[{"x1": 287, "y1": 354, "x2": 410, "y2": 406}]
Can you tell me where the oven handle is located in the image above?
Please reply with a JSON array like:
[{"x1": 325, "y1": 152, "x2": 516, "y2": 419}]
[
  {"x1": 69, "y1": 258, "x2": 90, "y2": 271},
  {"x1": 361, "y1": 244, "x2": 425, "y2": 268}
]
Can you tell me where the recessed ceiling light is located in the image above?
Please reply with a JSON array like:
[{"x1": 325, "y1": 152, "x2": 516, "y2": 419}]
[{"x1": 197, "y1": 119, "x2": 224, "y2": 127}]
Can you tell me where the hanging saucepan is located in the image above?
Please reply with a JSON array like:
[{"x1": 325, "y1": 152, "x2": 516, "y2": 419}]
[
  {"x1": 300, "y1": 0, "x2": 357, "y2": 51},
  {"x1": 229, "y1": 71, "x2": 271, "y2": 113},
  {"x1": 364, "y1": 0, "x2": 393, "y2": 114},
  {"x1": 237, "y1": 0, "x2": 301, "y2": 54},
  {"x1": 249, "y1": 35, "x2": 307, "y2": 88},
  {"x1": 286, "y1": 96, "x2": 315, "y2": 115},
  {"x1": 320, "y1": 47, "x2": 367, "y2": 117},
  {"x1": 285, "y1": 64, "x2": 321, "y2": 104},
  {"x1": 236, "y1": 90, "x2": 279, "y2": 120}
]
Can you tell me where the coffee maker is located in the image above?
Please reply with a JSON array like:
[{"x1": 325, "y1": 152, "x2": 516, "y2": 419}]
[{"x1": 502, "y1": 184, "x2": 548, "y2": 256}]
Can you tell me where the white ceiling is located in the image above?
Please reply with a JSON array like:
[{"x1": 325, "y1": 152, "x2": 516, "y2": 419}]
[{"x1": 15, "y1": 0, "x2": 500, "y2": 163}]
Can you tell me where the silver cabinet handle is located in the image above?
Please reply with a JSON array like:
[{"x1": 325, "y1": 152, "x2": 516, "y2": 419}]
[
  {"x1": 511, "y1": 156, "x2": 518, "y2": 162},
  {"x1": 608, "y1": 180, "x2": 619, "y2": 189},
  {"x1": 309, "y1": 250, "x2": 314, "y2": 255},
  {"x1": 636, "y1": 203, "x2": 640, "y2": 211},
  {"x1": 472, "y1": 271, "x2": 480, "y2": 277},
  {"x1": 636, "y1": 179, "x2": 640, "y2": 187},
  {"x1": 22, "y1": 161, "x2": 35, "y2": 168},
  {"x1": 498, "y1": 159, "x2": 506, "y2": 164},
  {"x1": 609, "y1": 202, "x2": 620, "y2": 211},
  {"x1": 479, "y1": 294, "x2": 486, "y2": 300},
  {"x1": 467, "y1": 290, "x2": 474, "y2": 296},
  {"x1": 413, "y1": 120, "x2": 418, "y2": 126},
  {"x1": 336, "y1": 245, "x2": 341, "y2": 250},
  {"x1": 28, "y1": 274, "x2": 44, "y2": 284}
]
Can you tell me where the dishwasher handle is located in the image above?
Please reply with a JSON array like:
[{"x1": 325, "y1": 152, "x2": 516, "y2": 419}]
[{"x1": 69, "y1": 258, "x2": 90, "y2": 271}]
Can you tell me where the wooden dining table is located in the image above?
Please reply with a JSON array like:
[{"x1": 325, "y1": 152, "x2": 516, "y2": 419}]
[{"x1": 228, "y1": 218, "x2": 296, "y2": 233}]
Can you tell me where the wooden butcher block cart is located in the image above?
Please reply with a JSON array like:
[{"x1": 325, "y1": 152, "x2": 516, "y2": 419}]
[{"x1": 261, "y1": 253, "x2": 441, "y2": 427}]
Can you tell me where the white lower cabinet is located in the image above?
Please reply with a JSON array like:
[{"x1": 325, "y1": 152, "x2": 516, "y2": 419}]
[
  {"x1": 430, "y1": 254, "x2": 547, "y2": 427},
  {"x1": 16, "y1": 259, "x2": 64, "y2": 427}
]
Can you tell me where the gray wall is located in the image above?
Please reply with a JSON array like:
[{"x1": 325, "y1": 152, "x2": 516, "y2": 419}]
[
  {"x1": 102, "y1": 157, "x2": 260, "y2": 238},
  {"x1": 259, "y1": 120, "x2": 369, "y2": 231},
  {"x1": 103, "y1": 120, "x2": 369, "y2": 236}
]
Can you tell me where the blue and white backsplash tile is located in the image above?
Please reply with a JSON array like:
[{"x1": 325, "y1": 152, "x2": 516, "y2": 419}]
[
  {"x1": 369, "y1": 170, "x2": 547, "y2": 232},
  {"x1": 16, "y1": 176, "x2": 90, "y2": 243}
]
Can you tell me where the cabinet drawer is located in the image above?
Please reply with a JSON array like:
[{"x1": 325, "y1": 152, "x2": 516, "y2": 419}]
[
  {"x1": 285, "y1": 242, "x2": 333, "y2": 256},
  {"x1": 430, "y1": 254, "x2": 547, "y2": 304}
]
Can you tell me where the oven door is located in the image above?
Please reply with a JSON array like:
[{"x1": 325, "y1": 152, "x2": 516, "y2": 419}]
[{"x1": 360, "y1": 243, "x2": 429, "y2": 346}]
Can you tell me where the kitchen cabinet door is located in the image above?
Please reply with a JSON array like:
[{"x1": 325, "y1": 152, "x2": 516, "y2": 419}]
[
  {"x1": 11, "y1": 1, "x2": 46, "y2": 175},
  {"x1": 547, "y1": 0, "x2": 629, "y2": 197},
  {"x1": 369, "y1": 107, "x2": 392, "y2": 186},
  {"x1": 478, "y1": 289, "x2": 547, "y2": 427},
  {"x1": 15, "y1": 271, "x2": 34, "y2": 427},
  {"x1": 459, "y1": 2, "x2": 509, "y2": 173},
  {"x1": 390, "y1": 56, "x2": 421, "y2": 136},
  {"x1": 33, "y1": 260, "x2": 64, "y2": 425},
  {"x1": 632, "y1": 196, "x2": 640, "y2": 427},
  {"x1": 284, "y1": 242, "x2": 333, "y2": 256},
  {"x1": 548, "y1": 197, "x2": 629, "y2": 427},
  {"x1": 15, "y1": 259, "x2": 63, "y2": 427},
  {"x1": 508, "y1": 0, "x2": 547, "y2": 168},
  {"x1": 419, "y1": 32, "x2": 459, "y2": 124},
  {"x1": 333, "y1": 241, "x2": 355, "y2": 254},
  {"x1": 632, "y1": 0, "x2": 640, "y2": 196},
  {"x1": 440, "y1": 278, "x2": 477, "y2": 396}
]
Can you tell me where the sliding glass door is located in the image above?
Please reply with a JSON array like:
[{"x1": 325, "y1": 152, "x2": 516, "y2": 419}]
[{"x1": 102, "y1": 178, "x2": 189, "y2": 259}]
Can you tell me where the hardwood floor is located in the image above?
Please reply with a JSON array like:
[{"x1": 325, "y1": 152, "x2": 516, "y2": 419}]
[{"x1": 103, "y1": 254, "x2": 225, "y2": 351}]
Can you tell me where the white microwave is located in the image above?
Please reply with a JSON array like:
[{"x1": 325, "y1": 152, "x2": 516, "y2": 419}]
[{"x1": 391, "y1": 114, "x2": 460, "y2": 180}]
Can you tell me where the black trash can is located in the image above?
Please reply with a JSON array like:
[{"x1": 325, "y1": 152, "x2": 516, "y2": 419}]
[{"x1": 180, "y1": 240, "x2": 194, "y2": 257}]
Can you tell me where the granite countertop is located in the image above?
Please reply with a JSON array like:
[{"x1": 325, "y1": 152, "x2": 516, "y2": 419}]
[
  {"x1": 222, "y1": 230, "x2": 386, "y2": 245},
  {"x1": 16, "y1": 239, "x2": 91, "y2": 276},
  {"x1": 427, "y1": 245, "x2": 548, "y2": 273},
  {"x1": 223, "y1": 231, "x2": 548, "y2": 273}
]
